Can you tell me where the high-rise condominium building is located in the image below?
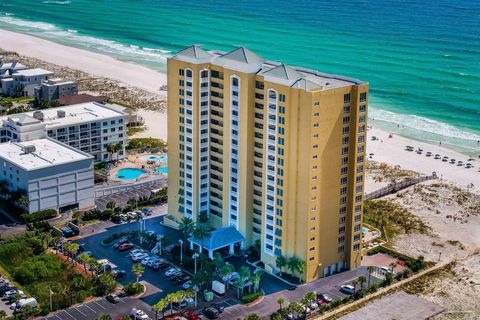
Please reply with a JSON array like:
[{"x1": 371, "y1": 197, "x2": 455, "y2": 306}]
[{"x1": 167, "y1": 45, "x2": 368, "y2": 282}]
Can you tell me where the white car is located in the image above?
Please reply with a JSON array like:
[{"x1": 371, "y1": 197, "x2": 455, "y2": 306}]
[
  {"x1": 309, "y1": 301, "x2": 318, "y2": 309},
  {"x1": 140, "y1": 256, "x2": 153, "y2": 265},
  {"x1": 147, "y1": 257, "x2": 162, "y2": 267},
  {"x1": 179, "y1": 297, "x2": 194, "y2": 308},
  {"x1": 129, "y1": 249, "x2": 144, "y2": 257},
  {"x1": 127, "y1": 212, "x2": 138, "y2": 220},
  {"x1": 164, "y1": 267, "x2": 181, "y2": 277},
  {"x1": 380, "y1": 266, "x2": 394, "y2": 274},
  {"x1": 132, "y1": 252, "x2": 149, "y2": 262},
  {"x1": 4, "y1": 290, "x2": 18, "y2": 299},
  {"x1": 131, "y1": 308, "x2": 151, "y2": 320}
]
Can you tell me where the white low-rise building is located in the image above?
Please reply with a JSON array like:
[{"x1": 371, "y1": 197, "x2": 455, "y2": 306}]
[
  {"x1": 0, "y1": 138, "x2": 94, "y2": 213},
  {"x1": 0, "y1": 102, "x2": 127, "y2": 162},
  {"x1": 34, "y1": 78, "x2": 78, "y2": 103},
  {"x1": 1, "y1": 68, "x2": 53, "y2": 97}
]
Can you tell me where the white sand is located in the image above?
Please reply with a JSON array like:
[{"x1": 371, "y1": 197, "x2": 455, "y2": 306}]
[
  {"x1": 131, "y1": 109, "x2": 168, "y2": 142},
  {"x1": 0, "y1": 29, "x2": 167, "y2": 94},
  {"x1": 367, "y1": 127, "x2": 480, "y2": 194}
]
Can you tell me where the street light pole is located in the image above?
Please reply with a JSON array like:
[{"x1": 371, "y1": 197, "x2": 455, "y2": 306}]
[
  {"x1": 178, "y1": 240, "x2": 183, "y2": 265},
  {"x1": 192, "y1": 253, "x2": 199, "y2": 274}
]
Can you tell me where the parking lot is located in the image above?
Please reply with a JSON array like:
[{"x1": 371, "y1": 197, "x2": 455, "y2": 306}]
[
  {"x1": 95, "y1": 181, "x2": 165, "y2": 211},
  {"x1": 42, "y1": 295, "x2": 155, "y2": 320}
]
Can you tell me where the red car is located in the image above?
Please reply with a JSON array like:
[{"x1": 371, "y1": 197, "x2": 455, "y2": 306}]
[
  {"x1": 181, "y1": 310, "x2": 201, "y2": 320},
  {"x1": 118, "y1": 242, "x2": 134, "y2": 251}
]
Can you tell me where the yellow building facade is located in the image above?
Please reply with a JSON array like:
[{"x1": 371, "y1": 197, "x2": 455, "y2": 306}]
[{"x1": 167, "y1": 45, "x2": 368, "y2": 282}]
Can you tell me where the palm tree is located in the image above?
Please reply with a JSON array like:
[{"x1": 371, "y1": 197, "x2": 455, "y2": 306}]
[
  {"x1": 127, "y1": 197, "x2": 138, "y2": 210},
  {"x1": 236, "y1": 266, "x2": 252, "y2": 297},
  {"x1": 303, "y1": 291, "x2": 316, "y2": 305},
  {"x1": 276, "y1": 297, "x2": 285, "y2": 311},
  {"x1": 287, "y1": 256, "x2": 300, "y2": 281},
  {"x1": 351, "y1": 279, "x2": 358, "y2": 294},
  {"x1": 77, "y1": 252, "x2": 91, "y2": 271},
  {"x1": 64, "y1": 242, "x2": 73, "y2": 261},
  {"x1": 152, "y1": 298, "x2": 168, "y2": 320},
  {"x1": 192, "y1": 223, "x2": 211, "y2": 255},
  {"x1": 288, "y1": 301, "x2": 302, "y2": 320},
  {"x1": 367, "y1": 266, "x2": 374, "y2": 286},
  {"x1": 219, "y1": 263, "x2": 234, "y2": 289},
  {"x1": 17, "y1": 195, "x2": 29, "y2": 213},
  {"x1": 132, "y1": 263, "x2": 145, "y2": 284},
  {"x1": 69, "y1": 243, "x2": 80, "y2": 260},
  {"x1": 358, "y1": 276, "x2": 366, "y2": 290},
  {"x1": 178, "y1": 217, "x2": 194, "y2": 252},
  {"x1": 244, "y1": 314, "x2": 261, "y2": 320},
  {"x1": 106, "y1": 144, "x2": 116, "y2": 162},
  {"x1": 166, "y1": 292, "x2": 182, "y2": 314},
  {"x1": 0, "y1": 310, "x2": 7, "y2": 320},
  {"x1": 296, "y1": 259, "x2": 306, "y2": 282},
  {"x1": 275, "y1": 255, "x2": 287, "y2": 275},
  {"x1": 106, "y1": 201, "x2": 116, "y2": 211},
  {"x1": 251, "y1": 270, "x2": 263, "y2": 293}
]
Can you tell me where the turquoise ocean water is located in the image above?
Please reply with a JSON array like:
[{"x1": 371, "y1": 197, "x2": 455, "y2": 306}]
[{"x1": 0, "y1": 0, "x2": 479, "y2": 155}]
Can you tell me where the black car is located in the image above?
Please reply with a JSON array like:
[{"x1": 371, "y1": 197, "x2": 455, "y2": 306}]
[
  {"x1": 117, "y1": 291, "x2": 128, "y2": 298},
  {"x1": 169, "y1": 271, "x2": 185, "y2": 281},
  {"x1": 176, "y1": 274, "x2": 191, "y2": 284},
  {"x1": 112, "y1": 269, "x2": 127, "y2": 279},
  {"x1": 202, "y1": 307, "x2": 219, "y2": 319},
  {"x1": 317, "y1": 293, "x2": 333, "y2": 303},
  {"x1": 210, "y1": 303, "x2": 224, "y2": 313},
  {"x1": 152, "y1": 261, "x2": 169, "y2": 271},
  {"x1": 106, "y1": 294, "x2": 120, "y2": 304}
]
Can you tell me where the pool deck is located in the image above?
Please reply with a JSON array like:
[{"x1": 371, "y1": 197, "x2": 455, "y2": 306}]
[{"x1": 108, "y1": 152, "x2": 167, "y2": 182}]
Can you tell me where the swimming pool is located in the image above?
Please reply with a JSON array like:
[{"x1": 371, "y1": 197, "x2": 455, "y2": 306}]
[
  {"x1": 115, "y1": 168, "x2": 146, "y2": 180},
  {"x1": 362, "y1": 227, "x2": 368, "y2": 233},
  {"x1": 140, "y1": 154, "x2": 168, "y2": 163},
  {"x1": 155, "y1": 166, "x2": 168, "y2": 174}
]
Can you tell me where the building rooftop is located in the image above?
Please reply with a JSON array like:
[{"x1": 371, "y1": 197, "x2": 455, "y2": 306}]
[
  {"x1": 0, "y1": 61, "x2": 27, "y2": 72},
  {"x1": 172, "y1": 45, "x2": 366, "y2": 90},
  {"x1": 0, "y1": 102, "x2": 126, "y2": 128},
  {"x1": 0, "y1": 138, "x2": 92, "y2": 170},
  {"x1": 42, "y1": 78, "x2": 76, "y2": 86},
  {"x1": 188, "y1": 226, "x2": 245, "y2": 251},
  {"x1": 13, "y1": 68, "x2": 54, "y2": 77}
]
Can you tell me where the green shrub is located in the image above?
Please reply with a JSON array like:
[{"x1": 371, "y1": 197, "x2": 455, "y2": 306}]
[
  {"x1": 124, "y1": 282, "x2": 144, "y2": 295},
  {"x1": 241, "y1": 292, "x2": 262, "y2": 304},
  {"x1": 22, "y1": 209, "x2": 57, "y2": 223}
]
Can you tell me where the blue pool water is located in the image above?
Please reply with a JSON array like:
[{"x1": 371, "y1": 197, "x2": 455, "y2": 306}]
[
  {"x1": 140, "y1": 154, "x2": 168, "y2": 163},
  {"x1": 362, "y1": 227, "x2": 368, "y2": 233},
  {"x1": 115, "y1": 168, "x2": 146, "y2": 180},
  {"x1": 155, "y1": 167, "x2": 168, "y2": 174}
]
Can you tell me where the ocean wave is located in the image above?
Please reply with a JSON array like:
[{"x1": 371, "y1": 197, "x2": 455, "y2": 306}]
[
  {"x1": 42, "y1": 0, "x2": 71, "y2": 4},
  {"x1": 0, "y1": 14, "x2": 171, "y2": 64},
  {"x1": 369, "y1": 108, "x2": 480, "y2": 142}
]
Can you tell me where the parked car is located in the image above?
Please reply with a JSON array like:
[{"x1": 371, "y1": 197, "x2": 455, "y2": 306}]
[
  {"x1": 380, "y1": 266, "x2": 394, "y2": 274},
  {"x1": 113, "y1": 237, "x2": 128, "y2": 248},
  {"x1": 339, "y1": 284, "x2": 355, "y2": 295},
  {"x1": 174, "y1": 297, "x2": 194, "y2": 309},
  {"x1": 180, "y1": 310, "x2": 201, "y2": 320},
  {"x1": 450, "y1": 158, "x2": 456, "y2": 164},
  {"x1": 142, "y1": 208, "x2": 153, "y2": 216},
  {"x1": 426, "y1": 151, "x2": 432, "y2": 157},
  {"x1": 131, "y1": 308, "x2": 151, "y2": 320},
  {"x1": 176, "y1": 274, "x2": 191, "y2": 284},
  {"x1": 165, "y1": 267, "x2": 181, "y2": 277},
  {"x1": 106, "y1": 293, "x2": 120, "y2": 304},
  {"x1": 140, "y1": 256, "x2": 153, "y2": 266},
  {"x1": 317, "y1": 293, "x2": 333, "y2": 303},
  {"x1": 168, "y1": 271, "x2": 184, "y2": 281},
  {"x1": 112, "y1": 269, "x2": 127, "y2": 279},
  {"x1": 152, "y1": 260, "x2": 169, "y2": 270},
  {"x1": 202, "y1": 307, "x2": 219, "y2": 319},
  {"x1": 130, "y1": 249, "x2": 145, "y2": 257},
  {"x1": 210, "y1": 303, "x2": 224, "y2": 313},
  {"x1": 147, "y1": 257, "x2": 162, "y2": 268},
  {"x1": 132, "y1": 252, "x2": 149, "y2": 262},
  {"x1": 118, "y1": 243, "x2": 135, "y2": 251},
  {"x1": 434, "y1": 154, "x2": 441, "y2": 159},
  {"x1": 182, "y1": 280, "x2": 192, "y2": 290},
  {"x1": 442, "y1": 156, "x2": 449, "y2": 162},
  {"x1": 457, "y1": 161, "x2": 464, "y2": 166}
]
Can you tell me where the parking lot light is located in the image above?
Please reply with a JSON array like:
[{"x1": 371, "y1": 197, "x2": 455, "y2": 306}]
[
  {"x1": 192, "y1": 253, "x2": 199, "y2": 274},
  {"x1": 178, "y1": 240, "x2": 184, "y2": 265}
]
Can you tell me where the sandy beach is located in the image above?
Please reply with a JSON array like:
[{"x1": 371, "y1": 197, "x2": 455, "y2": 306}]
[{"x1": 0, "y1": 29, "x2": 167, "y2": 94}]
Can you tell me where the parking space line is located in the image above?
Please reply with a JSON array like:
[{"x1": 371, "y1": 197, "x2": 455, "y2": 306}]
[
  {"x1": 61, "y1": 310, "x2": 76, "y2": 320},
  {"x1": 74, "y1": 306, "x2": 87, "y2": 317},
  {"x1": 83, "y1": 303, "x2": 97, "y2": 313},
  {"x1": 54, "y1": 315, "x2": 62, "y2": 320},
  {"x1": 92, "y1": 300, "x2": 106, "y2": 310}
]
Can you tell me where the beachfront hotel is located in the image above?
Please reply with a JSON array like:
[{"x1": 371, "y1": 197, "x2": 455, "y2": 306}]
[
  {"x1": 0, "y1": 138, "x2": 94, "y2": 213},
  {"x1": 167, "y1": 45, "x2": 368, "y2": 282},
  {"x1": 0, "y1": 102, "x2": 127, "y2": 162}
]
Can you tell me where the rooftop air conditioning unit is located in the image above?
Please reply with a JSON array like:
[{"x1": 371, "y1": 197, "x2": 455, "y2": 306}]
[
  {"x1": 33, "y1": 111, "x2": 44, "y2": 121},
  {"x1": 57, "y1": 110, "x2": 66, "y2": 118},
  {"x1": 22, "y1": 145, "x2": 36, "y2": 154}
]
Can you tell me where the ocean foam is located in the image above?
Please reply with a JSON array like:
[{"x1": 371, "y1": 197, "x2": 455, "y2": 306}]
[
  {"x1": 369, "y1": 108, "x2": 480, "y2": 142},
  {"x1": 0, "y1": 15, "x2": 57, "y2": 31},
  {"x1": 42, "y1": 0, "x2": 71, "y2": 4}
]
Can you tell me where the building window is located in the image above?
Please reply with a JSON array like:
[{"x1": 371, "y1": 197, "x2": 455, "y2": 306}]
[
  {"x1": 179, "y1": 69, "x2": 185, "y2": 76},
  {"x1": 344, "y1": 93, "x2": 351, "y2": 103},
  {"x1": 354, "y1": 243, "x2": 360, "y2": 251},
  {"x1": 360, "y1": 92, "x2": 367, "y2": 102}
]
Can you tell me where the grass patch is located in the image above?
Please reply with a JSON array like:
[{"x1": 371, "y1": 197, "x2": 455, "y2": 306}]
[
  {"x1": 127, "y1": 126, "x2": 145, "y2": 136},
  {"x1": 127, "y1": 137, "x2": 166, "y2": 150},
  {"x1": 363, "y1": 199, "x2": 431, "y2": 239}
]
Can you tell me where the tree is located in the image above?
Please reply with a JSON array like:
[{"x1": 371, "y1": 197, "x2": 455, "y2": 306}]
[
  {"x1": 95, "y1": 316, "x2": 112, "y2": 320},
  {"x1": 275, "y1": 255, "x2": 287, "y2": 274},
  {"x1": 68, "y1": 243, "x2": 80, "y2": 260},
  {"x1": 287, "y1": 256, "x2": 301, "y2": 281},
  {"x1": 77, "y1": 252, "x2": 91, "y2": 271},
  {"x1": 303, "y1": 291, "x2": 316, "y2": 306},
  {"x1": 0, "y1": 310, "x2": 6, "y2": 320},
  {"x1": 244, "y1": 314, "x2": 261, "y2": 320},
  {"x1": 192, "y1": 223, "x2": 211, "y2": 255},
  {"x1": 236, "y1": 266, "x2": 252, "y2": 297},
  {"x1": 358, "y1": 275, "x2": 366, "y2": 290},
  {"x1": 351, "y1": 279, "x2": 358, "y2": 294},
  {"x1": 106, "y1": 144, "x2": 116, "y2": 162},
  {"x1": 276, "y1": 297, "x2": 285, "y2": 310},
  {"x1": 251, "y1": 270, "x2": 263, "y2": 293},
  {"x1": 178, "y1": 216, "x2": 194, "y2": 252},
  {"x1": 17, "y1": 195, "x2": 29, "y2": 213},
  {"x1": 106, "y1": 201, "x2": 116, "y2": 211},
  {"x1": 219, "y1": 263, "x2": 235, "y2": 290},
  {"x1": 152, "y1": 298, "x2": 168, "y2": 320},
  {"x1": 132, "y1": 263, "x2": 145, "y2": 284},
  {"x1": 296, "y1": 259, "x2": 306, "y2": 282},
  {"x1": 367, "y1": 266, "x2": 375, "y2": 286},
  {"x1": 288, "y1": 301, "x2": 303, "y2": 320},
  {"x1": 198, "y1": 211, "x2": 208, "y2": 223},
  {"x1": 127, "y1": 198, "x2": 138, "y2": 210}
]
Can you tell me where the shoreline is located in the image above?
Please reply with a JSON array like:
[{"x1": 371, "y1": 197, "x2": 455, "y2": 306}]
[
  {"x1": 0, "y1": 28, "x2": 167, "y2": 94},
  {"x1": 1, "y1": 28, "x2": 478, "y2": 193}
]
